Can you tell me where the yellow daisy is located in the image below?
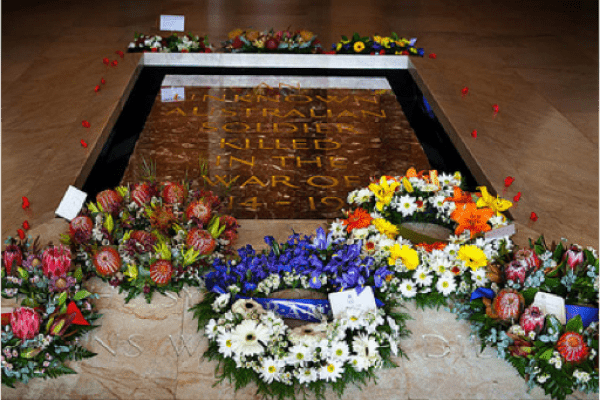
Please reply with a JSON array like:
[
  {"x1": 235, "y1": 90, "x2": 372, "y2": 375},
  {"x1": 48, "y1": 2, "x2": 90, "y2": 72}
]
[
  {"x1": 458, "y1": 245, "x2": 488, "y2": 270},
  {"x1": 354, "y1": 41, "x2": 365, "y2": 52}
]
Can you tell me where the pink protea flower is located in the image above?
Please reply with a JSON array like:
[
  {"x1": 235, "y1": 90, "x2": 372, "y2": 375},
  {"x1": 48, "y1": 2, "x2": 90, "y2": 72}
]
[
  {"x1": 42, "y1": 245, "x2": 72, "y2": 278},
  {"x1": 563, "y1": 246, "x2": 585, "y2": 270},
  {"x1": 519, "y1": 306, "x2": 545, "y2": 334},
  {"x1": 492, "y1": 289, "x2": 524, "y2": 321},
  {"x1": 504, "y1": 260, "x2": 527, "y2": 285},
  {"x1": 10, "y1": 307, "x2": 41, "y2": 340},
  {"x1": 514, "y1": 249, "x2": 540, "y2": 272},
  {"x1": 96, "y1": 189, "x2": 123, "y2": 215},
  {"x1": 186, "y1": 228, "x2": 216, "y2": 255},
  {"x1": 69, "y1": 215, "x2": 93, "y2": 244},
  {"x1": 3, "y1": 245, "x2": 23, "y2": 275},
  {"x1": 557, "y1": 332, "x2": 589, "y2": 363},
  {"x1": 185, "y1": 200, "x2": 212, "y2": 226}
]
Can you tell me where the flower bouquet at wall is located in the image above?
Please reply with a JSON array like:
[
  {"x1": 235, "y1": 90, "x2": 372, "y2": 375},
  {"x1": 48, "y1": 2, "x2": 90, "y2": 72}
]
[
  {"x1": 330, "y1": 168, "x2": 514, "y2": 308},
  {"x1": 190, "y1": 228, "x2": 410, "y2": 400},
  {"x1": 1, "y1": 238, "x2": 101, "y2": 387},
  {"x1": 62, "y1": 176, "x2": 239, "y2": 303},
  {"x1": 128, "y1": 32, "x2": 213, "y2": 53},
  {"x1": 330, "y1": 32, "x2": 424, "y2": 56},
  {"x1": 222, "y1": 28, "x2": 323, "y2": 54},
  {"x1": 453, "y1": 237, "x2": 599, "y2": 400}
]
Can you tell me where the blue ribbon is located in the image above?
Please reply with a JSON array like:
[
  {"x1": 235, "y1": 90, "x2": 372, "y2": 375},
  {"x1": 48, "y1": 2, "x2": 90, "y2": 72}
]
[
  {"x1": 565, "y1": 304, "x2": 599, "y2": 328},
  {"x1": 235, "y1": 295, "x2": 384, "y2": 322},
  {"x1": 470, "y1": 288, "x2": 495, "y2": 301}
]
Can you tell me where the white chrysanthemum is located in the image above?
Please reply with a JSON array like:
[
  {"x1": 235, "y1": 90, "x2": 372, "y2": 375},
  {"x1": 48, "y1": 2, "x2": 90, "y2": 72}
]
[
  {"x1": 399, "y1": 279, "x2": 418, "y2": 298},
  {"x1": 212, "y1": 293, "x2": 231, "y2": 312},
  {"x1": 430, "y1": 195, "x2": 447, "y2": 211},
  {"x1": 430, "y1": 257, "x2": 452, "y2": 276},
  {"x1": 320, "y1": 360, "x2": 344, "y2": 382},
  {"x1": 296, "y1": 367, "x2": 318, "y2": 384},
  {"x1": 355, "y1": 188, "x2": 374, "y2": 203},
  {"x1": 288, "y1": 344, "x2": 311, "y2": 366},
  {"x1": 259, "y1": 358, "x2": 282, "y2": 383},
  {"x1": 330, "y1": 341, "x2": 350, "y2": 362},
  {"x1": 436, "y1": 274, "x2": 457, "y2": 295},
  {"x1": 230, "y1": 320, "x2": 269, "y2": 356},
  {"x1": 413, "y1": 266, "x2": 433, "y2": 287},
  {"x1": 377, "y1": 237, "x2": 396, "y2": 253},
  {"x1": 471, "y1": 268, "x2": 488, "y2": 287},
  {"x1": 396, "y1": 195, "x2": 417, "y2": 217},
  {"x1": 352, "y1": 228, "x2": 370, "y2": 240},
  {"x1": 348, "y1": 355, "x2": 368, "y2": 371},
  {"x1": 443, "y1": 243, "x2": 461, "y2": 258},
  {"x1": 205, "y1": 319, "x2": 220, "y2": 340},
  {"x1": 352, "y1": 334, "x2": 379, "y2": 361},
  {"x1": 217, "y1": 332, "x2": 235, "y2": 357},
  {"x1": 330, "y1": 220, "x2": 346, "y2": 238}
]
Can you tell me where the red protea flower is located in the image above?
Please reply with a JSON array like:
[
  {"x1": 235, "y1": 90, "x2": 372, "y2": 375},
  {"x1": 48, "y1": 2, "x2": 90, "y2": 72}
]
[
  {"x1": 150, "y1": 260, "x2": 173, "y2": 286},
  {"x1": 162, "y1": 182, "x2": 186, "y2": 205},
  {"x1": 42, "y1": 245, "x2": 72, "y2": 278},
  {"x1": 149, "y1": 205, "x2": 176, "y2": 231},
  {"x1": 199, "y1": 190, "x2": 221, "y2": 208},
  {"x1": 186, "y1": 228, "x2": 216, "y2": 255},
  {"x1": 186, "y1": 200, "x2": 212, "y2": 225},
  {"x1": 504, "y1": 260, "x2": 528, "y2": 285},
  {"x1": 10, "y1": 307, "x2": 41, "y2": 340},
  {"x1": 563, "y1": 246, "x2": 585, "y2": 270},
  {"x1": 265, "y1": 38, "x2": 279, "y2": 50},
  {"x1": 557, "y1": 332, "x2": 590, "y2": 363},
  {"x1": 96, "y1": 189, "x2": 123, "y2": 215},
  {"x1": 219, "y1": 215, "x2": 239, "y2": 230},
  {"x1": 3, "y1": 245, "x2": 23, "y2": 275},
  {"x1": 514, "y1": 249, "x2": 540, "y2": 272},
  {"x1": 519, "y1": 306, "x2": 545, "y2": 334},
  {"x1": 492, "y1": 289, "x2": 524, "y2": 321},
  {"x1": 129, "y1": 231, "x2": 156, "y2": 253},
  {"x1": 69, "y1": 215, "x2": 93, "y2": 244},
  {"x1": 131, "y1": 182, "x2": 155, "y2": 207},
  {"x1": 93, "y1": 246, "x2": 121, "y2": 277}
]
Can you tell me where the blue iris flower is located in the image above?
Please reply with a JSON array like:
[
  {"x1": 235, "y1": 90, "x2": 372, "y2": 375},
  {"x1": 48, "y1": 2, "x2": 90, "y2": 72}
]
[
  {"x1": 309, "y1": 271, "x2": 322, "y2": 289},
  {"x1": 311, "y1": 227, "x2": 336, "y2": 250}
]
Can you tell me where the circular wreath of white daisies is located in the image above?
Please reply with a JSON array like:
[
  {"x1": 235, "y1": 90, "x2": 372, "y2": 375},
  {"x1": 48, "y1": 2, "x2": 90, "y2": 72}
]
[
  {"x1": 329, "y1": 169, "x2": 515, "y2": 308},
  {"x1": 191, "y1": 230, "x2": 410, "y2": 400}
]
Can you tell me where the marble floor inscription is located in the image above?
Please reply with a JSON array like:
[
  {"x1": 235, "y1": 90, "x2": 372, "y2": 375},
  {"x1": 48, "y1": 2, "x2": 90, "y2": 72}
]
[{"x1": 121, "y1": 76, "x2": 430, "y2": 219}]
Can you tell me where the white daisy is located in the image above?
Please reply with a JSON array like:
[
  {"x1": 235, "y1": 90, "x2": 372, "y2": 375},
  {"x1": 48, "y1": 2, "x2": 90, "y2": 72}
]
[
  {"x1": 230, "y1": 320, "x2": 269, "y2": 356},
  {"x1": 288, "y1": 344, "x2": 311, "y2": 366},
  {"x1": 348, "y1": 355, "x2": 368, "y2": 371},
  {"x1": 430, "y1": 257, "x2": 452, "y2": 276},
  {"x1": 436, "y1": 274, "x2": 456, "y2": 296},
  {"x1": 399, "y1": 279, "x2": 418, "y2": 298},
  {"x1": 217, "y1": 332, "x2": 235, "y2": 357},
  {"x1": 296, "y1": 367, "x2": 318, "y2": 384},
  {"x1": 443, "y1": 243, "x2": 461, "y2": 258},
  {"x1": 430, "y1": 195, "x2": 447, "y2": 211},
  {"x1": 212, "y1": 293, "x2": 231, "y2": 312},
  {"x1": 320, "y1": 360, "x2": 344, "y2": 382},
  {"x1": 330, "y1": 341, "x2": 350, "y2": 362},
  {"x1": 396, "y1": 195, "x2": 417, "y2": 217},
  {"x1": 329, "y1": 220, "x2": 346, "y2": 238},
  {"x1": 352, "y1": 334, "x2": 379, "y2": 361},
  {"x1": 413, "y1": 266, "x2": 433, "y2": 287},
  {"x1": 205, "y1": 319, "x2": 220, "y2": 340},
  {"x1": 259, "y1": 358, "x2": 282, "y2": 383},
  {"x1": 471, "y1": 268, "x2": 488, "y2": 287},
  {"x1": 356, "y1": 188, "x2": 374, "y2": 203}
]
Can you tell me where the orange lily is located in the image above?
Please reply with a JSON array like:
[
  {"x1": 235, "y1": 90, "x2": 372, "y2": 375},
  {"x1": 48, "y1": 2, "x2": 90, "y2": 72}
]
[
  {"x1": 415, "y1": 242, "x2": 447, "y2": 252},
  {"x1": 451, "y1": 202, "x2": 494, "y2": 238},
  {"x1": 444, "y1": 186, "x2": 474, "y2": 206},
  {"x1": 342, "y1": 208, "x2": 373, "y2": 233}
]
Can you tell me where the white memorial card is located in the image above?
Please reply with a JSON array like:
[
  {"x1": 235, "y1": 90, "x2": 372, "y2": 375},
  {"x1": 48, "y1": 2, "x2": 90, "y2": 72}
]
[
  {"x1": 55, "y1": 186, "x2": 87, "y2": 221},
  {"x1": 329, "y1": 287, "x2": 377, "y2": 318},
  {"x1": 160, "y1": 15, "x2": 185, "y2": 32},
  {"x1": 533, "y1": 292, "x2": 566, "y2": 324},
  {"x1": 161, "y1": 87, "x2": 185, "y2": 102},
  {"x1": 485, "y1": 224, "x2": 516, "y2": 240}
]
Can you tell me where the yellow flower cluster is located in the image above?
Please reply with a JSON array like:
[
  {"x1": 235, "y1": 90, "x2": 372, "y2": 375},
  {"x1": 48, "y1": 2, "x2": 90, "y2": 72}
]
[{"x1": 368, "y1": 177, "x2": 400, "y2": 211}]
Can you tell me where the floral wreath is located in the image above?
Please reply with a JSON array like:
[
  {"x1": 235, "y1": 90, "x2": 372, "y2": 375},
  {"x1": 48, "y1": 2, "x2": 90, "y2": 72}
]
[
  {"x1": 222, "y1": 28, "x2": 323, "y2": 53},
  {"x1": 63, "y1": 177, "x2": 239, "y2": 303},
  {"x1": 329, "y1": 32, "x2": 424, "y2": 56},
  {"x1": 1, "y1": 238, "x2": 101, "y2": 387},
  {"x1": 329, "y1": 168, "x2": 515, "y2": 308},
  {"x1": 190, "y1": 229, "x2": 410, "y2": 399},
  {"x1": 453, "y1": 236, "x2": 599, "y2": 400},
  {"x1": 128, "y1": 32, "x2": 213, "y2": 53}
]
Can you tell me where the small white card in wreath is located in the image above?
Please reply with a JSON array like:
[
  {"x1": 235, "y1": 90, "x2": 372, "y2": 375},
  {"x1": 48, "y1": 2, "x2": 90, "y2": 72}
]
[
  {"x1": 533, "y1": 291, "x2": 566, "y2": 324},
  {"x1": 159, "y1": 15, "x2": 185, "y2": 32},
  {"x1": 328, "y1": 286, "x2": 377, "y2": 318}
]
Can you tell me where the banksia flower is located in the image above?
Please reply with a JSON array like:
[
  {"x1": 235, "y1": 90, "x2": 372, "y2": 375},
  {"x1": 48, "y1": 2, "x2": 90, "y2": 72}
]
[
  {"x1": 69, "y1": 215, "x2": 93, "y2": 244},
  {"x1": 93, "y1": 246, "x2": 121, "y2": 277},
  {"x1": 96, "y1": 189, "x2": 123, "y2": 215},
  {"x1": 149, "y1": 205, "x2": 176, "y2": 231},
  {"x1": 514, "y1": 249, "x2": 540, "y2": 272},
  {"x1": 42, "y1": 245, "x2": 72, "y2": 278},
  {"x1": 504, "y1": 260, "x2": 527, "y2": 285},
  {"x1": 186, "y1": 228, "x2": 216, "y2": 255},
  {"x1": 3, "y1": 245, "x2": 23, "y2": 275},
  {"x1": 519, "y1": 306, "x2": 545, "y2": 334},
  {"x1": 150, "y1": 260, "x2": 173, "y2": 286},
  {"x1": 131, "y1": 182, "x2": 155, "y2": 207},
  {"x1": 491, "y1": 289, "x2": 524, "y2": 321},
  {"x1": 186, "y1": 200, "x2": 212, "y2": 226},
  {"x1": 162, "y1": 182, "x2": 186, "y2": 205},
  {"x1": 557, "y1": 332, "x2": 589, "y2": 363},
  {"x1": 10, "y1": 307, "x2": 41, "y2": 340}
]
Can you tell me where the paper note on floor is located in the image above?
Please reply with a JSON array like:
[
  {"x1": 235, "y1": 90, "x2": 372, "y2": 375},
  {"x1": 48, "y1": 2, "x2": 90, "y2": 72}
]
[
  {"x1": 55, "y1": 186, "x2": 87, "y2": 221},
  {"x1": 160, "y1": 15, "x2": 185, "y2": 32}
]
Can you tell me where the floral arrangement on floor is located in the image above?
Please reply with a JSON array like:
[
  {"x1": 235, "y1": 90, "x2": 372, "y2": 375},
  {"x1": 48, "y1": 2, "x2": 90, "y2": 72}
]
[
  {"x1": 453, "y1": 236, "x2": 599, "y2": 400},
  {"x1": 128, "y1": 33, "x2": 213, "y2": 53},
  {"x1": 190, "y1": 229, "x2": 410, "y2": 400},
  {"x1": 222, "y1": 28, "x2": 323, "y2": 54},
  {"x1": 329, "y1": 168, "x2": 515, "y2": 308},
  {"x1": 1, "y1": 238, "x2": 101, "y2": 387},
  {"x1": 62, "y1": 178, "x2": 239, "y2": 303},
  {"x1": 330, "y1": 32, "x2": 424, "y2": 56}
]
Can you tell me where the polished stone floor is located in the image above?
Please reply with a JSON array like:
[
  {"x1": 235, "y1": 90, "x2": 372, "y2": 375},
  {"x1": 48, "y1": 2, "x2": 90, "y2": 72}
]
[{"x1": 1, "y1": 0, "x2": 598, "y2": 399}]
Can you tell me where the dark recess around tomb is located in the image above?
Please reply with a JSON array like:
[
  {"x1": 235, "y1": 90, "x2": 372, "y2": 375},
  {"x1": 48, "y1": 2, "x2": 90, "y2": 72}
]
[{"x1": 82, "y1": 67, "x2": 478, "y2": 202}]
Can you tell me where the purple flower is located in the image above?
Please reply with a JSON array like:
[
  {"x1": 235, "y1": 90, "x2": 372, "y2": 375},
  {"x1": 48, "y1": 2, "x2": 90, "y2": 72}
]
[{"x1": 48, "y1": 276, "x2": 76, "y2": 293}]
